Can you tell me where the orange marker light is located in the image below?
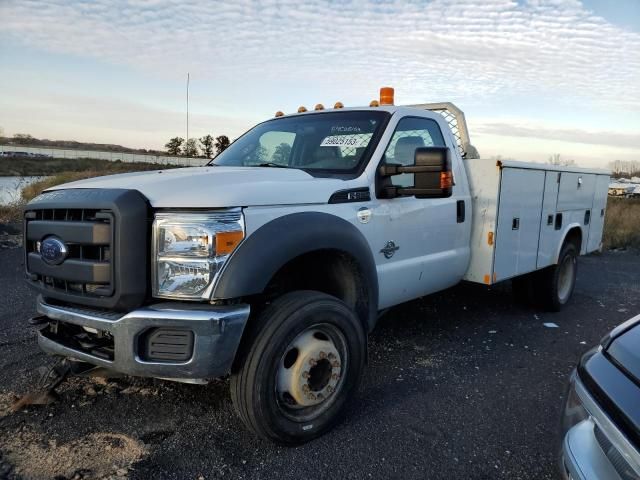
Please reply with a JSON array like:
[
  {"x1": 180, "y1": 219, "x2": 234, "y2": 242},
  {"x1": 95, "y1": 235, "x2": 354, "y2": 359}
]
[
  {"x1": 369, "y1": 100, "x2": 380, "y2": 107},
  {"x1": 275, "y1": 111, "x2": 284, "y2": 117},
  {"x1": 379, "y1": 86, "x2": 394, "y2": 105},
  {"x1": 298, "y1": 106, "x2": 307, "y2": 113},
  {"x1": 216, "y1": 231, "x2": 244, "y2": 255},
  {"x1": 314, "y1": 103, "x2": 324, "y2": 110},
  {"x1": 487, "y1": 231, "x2": 494, "y2": 246},
  {"x1": 440, "y1": 171, "x2": 454, "y2": 189},
  {"x1": 334, "y1": 101, "x2": 344, "y2": 109}
]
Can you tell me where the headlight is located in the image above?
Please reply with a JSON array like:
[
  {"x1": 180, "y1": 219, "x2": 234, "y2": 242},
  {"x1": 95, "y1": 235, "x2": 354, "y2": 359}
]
[
  {"x1": 152, "y1": 210, "x2": 244, "y2": 300},
  {"x1": 561, "y1": 370, "x2": 590, "y2": 438}
]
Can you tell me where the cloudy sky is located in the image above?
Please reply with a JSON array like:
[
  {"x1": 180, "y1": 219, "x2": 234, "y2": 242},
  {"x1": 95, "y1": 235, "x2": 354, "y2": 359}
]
[{"x1": 0, "y1": 0, "x2": 638, "y2": 167}]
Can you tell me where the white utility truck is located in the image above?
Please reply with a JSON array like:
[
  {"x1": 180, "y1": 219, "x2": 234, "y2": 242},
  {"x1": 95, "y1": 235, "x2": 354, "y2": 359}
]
[{"x1": 24, "y1": 88, "x2": 609, "y2": 444}]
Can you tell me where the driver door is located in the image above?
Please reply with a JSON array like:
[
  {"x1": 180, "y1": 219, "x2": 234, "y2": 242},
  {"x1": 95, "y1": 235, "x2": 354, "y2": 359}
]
[{"x1": 372, "y1": 115, "x2": 467, "y2": 309}]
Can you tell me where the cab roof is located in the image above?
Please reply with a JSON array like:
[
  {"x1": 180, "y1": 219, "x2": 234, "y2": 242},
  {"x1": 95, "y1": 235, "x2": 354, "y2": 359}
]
[{"x1": 277, "y1": 105, "x2": 425, "y2": 118}]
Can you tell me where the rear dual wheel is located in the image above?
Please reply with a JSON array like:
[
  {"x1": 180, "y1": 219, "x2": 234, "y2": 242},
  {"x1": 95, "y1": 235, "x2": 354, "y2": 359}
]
[
  {"x1": 511, "y1": 241, "x2": 578, "y2": 311},
  {"x1": 536, "y1": 242, "x2": 578, "y2": 311},
  {"x1": 230, "y1": 291, "x2": 366, "y2": 445}
]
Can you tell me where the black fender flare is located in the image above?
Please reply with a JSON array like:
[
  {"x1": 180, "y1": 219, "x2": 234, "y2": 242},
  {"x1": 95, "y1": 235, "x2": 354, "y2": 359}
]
[{"x1": 211, "y1": 212, "x2": 379, "y2": 331}]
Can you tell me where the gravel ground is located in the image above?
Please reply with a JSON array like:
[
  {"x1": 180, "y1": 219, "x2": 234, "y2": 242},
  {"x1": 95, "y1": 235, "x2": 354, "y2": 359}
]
[{"x1": 1, "y1": 246, "x2": 639, "y2": 480}]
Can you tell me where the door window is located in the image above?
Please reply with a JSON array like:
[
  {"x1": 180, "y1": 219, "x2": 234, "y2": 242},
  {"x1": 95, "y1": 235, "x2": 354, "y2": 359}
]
[{"x1": 383, "y1": 117, "x2": 445, "y2": 187}]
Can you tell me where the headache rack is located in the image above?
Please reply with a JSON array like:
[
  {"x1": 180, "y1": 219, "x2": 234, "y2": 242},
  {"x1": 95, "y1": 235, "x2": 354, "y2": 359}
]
[{"x1": 408, "y1": 102, "x2": 479, "y2": 159}]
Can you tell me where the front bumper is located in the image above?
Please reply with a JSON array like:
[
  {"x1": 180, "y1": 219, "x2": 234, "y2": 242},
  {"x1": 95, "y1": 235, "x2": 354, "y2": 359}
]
[{"x1": 35, "y1": 296, "x2": 250, "y2": 380}]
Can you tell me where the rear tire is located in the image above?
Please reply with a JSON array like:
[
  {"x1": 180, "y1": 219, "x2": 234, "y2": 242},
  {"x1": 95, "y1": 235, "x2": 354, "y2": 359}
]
[
  {"x1": 230, "y1": 290, "x2": 366, "y2": 445},
  {"x1": 534, "y1": 242, "x2": 578, "y2": 312}
]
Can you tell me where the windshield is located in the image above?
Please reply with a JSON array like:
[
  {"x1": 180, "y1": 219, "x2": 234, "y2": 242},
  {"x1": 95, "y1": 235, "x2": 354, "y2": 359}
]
[{"x1": 211, "y1": 111, "x2": 389, "y2": 172}]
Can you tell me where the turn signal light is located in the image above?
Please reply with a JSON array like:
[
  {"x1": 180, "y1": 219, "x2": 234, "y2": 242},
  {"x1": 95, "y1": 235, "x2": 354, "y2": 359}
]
[
  {"x1": 275, "y1": 111, "x2": 284, "y2": 117},
  {"x1": 440, "y1": 171, "x2": 454, "y2": 189},
  {"x1": 216, "y1": 231, "x2": 244, "y2": 255},
  {"x1": 314, "y1": 103, "x2": 324, "y2": 110},
  {"x1": 380, "y1": 86, "x2": 394, "y2": 105},
  {"x1": 369, "y1": 100, "x2": 380, "y2": 107},
  {"x1": 334, "y1": 101, "x2": 344, "y2": 109},
  {"x1": 298, "y1": 106, "x2": 307, "y2": 113}
]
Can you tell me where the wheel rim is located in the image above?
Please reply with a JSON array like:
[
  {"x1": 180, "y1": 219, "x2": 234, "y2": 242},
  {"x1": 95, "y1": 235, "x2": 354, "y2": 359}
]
[
  {"x1": 557, "y1": 254, "x2": 576, "y2": 303},
  {"x1": 276, "y1": 323, "x2": 347, "y2": 421}
]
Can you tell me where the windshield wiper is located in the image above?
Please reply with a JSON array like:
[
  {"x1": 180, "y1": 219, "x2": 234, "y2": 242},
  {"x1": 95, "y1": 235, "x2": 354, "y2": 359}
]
[{"x1": 256, "y1": 162, "x2": 289, "y2": 168}]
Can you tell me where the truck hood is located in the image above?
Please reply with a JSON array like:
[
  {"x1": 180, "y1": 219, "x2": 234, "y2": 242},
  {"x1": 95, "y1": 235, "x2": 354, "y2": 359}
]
[{"x1": 49, "y1": 166, "x2": 352, "y2": 208}]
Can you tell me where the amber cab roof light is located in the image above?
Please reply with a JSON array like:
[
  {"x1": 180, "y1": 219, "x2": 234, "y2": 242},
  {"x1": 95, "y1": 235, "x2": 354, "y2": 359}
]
[
  {"x1": 277, "y1": 87, "x2": 394, "y2": 116},
  {"x1": 379, "y1": 86, "x2": 394, "y2": 106}
]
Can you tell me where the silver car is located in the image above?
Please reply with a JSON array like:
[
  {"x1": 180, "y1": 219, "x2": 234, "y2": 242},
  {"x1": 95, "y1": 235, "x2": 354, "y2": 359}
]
[{"x1": 560, "y1": 314, "x2": 640, "y2": 479}]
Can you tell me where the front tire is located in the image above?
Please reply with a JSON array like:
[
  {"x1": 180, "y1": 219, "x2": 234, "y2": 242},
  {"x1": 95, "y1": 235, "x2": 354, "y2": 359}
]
[
  {"x1": 230, "y1": 290, "x2": 366, "y2": 445},
  {"x1": 534, "y1": 242, "x2": 578, "y2": 311}
]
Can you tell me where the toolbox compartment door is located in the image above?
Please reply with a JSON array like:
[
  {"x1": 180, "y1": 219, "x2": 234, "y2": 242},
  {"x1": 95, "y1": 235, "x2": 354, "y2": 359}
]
[
  {"x1": 586, "y1": 175, "x2": 609, "y2": 253},
  {"x1": 557, "y1": 172, "x2": 596, "y2": 211},
  {"x1": 494, "y1": 167, "x2": 545, "y2": 281},
  {"x1": 537, "y1": 171, "x2": 561, "y2": 269}
]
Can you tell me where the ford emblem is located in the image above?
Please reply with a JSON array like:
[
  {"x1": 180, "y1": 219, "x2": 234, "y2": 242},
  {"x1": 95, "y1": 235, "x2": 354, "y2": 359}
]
[{"x1": 40, "y1": 236, "x2": 68, "y2": 265}]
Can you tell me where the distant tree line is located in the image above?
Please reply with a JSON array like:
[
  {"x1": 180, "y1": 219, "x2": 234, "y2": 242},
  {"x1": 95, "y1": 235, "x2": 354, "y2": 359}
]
[
  {"x1": 609, "y1": 160, "x2": 640, "y2": 178},
  {"x1": 547, "y1": 156, "x2": 640, "y2": 178},
  {"x1": 547, "y1": 153, "x2": 575, "y2": 167},
  {"x1": 0, "y1": 132, "x2": 165, "y2": 155},
  {"x1": 165, "y1": 135, "x2": 230, "y2": 158},
  {"x1": 0, "y1": 128, "x2": 235, "y2": 160}
]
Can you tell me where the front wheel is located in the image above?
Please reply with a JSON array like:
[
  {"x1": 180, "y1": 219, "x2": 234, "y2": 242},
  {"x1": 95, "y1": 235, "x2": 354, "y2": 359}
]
[
  {"x1": 534, "y1": 242, "x2": 578, "y2": 311},
  {"x1": 230, "y1": 291, "x2": 366, "y2": 445}
]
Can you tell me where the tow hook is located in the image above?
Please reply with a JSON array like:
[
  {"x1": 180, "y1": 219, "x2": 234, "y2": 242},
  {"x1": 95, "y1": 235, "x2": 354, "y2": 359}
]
[{"x1": 27, "y1": 315, "x2": 49, "y2": 326}]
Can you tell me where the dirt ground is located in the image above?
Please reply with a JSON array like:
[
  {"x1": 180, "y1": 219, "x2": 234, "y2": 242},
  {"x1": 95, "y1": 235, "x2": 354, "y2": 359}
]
[{"x1": 1, "y1": 247, "x2": 639, "y2": 480}]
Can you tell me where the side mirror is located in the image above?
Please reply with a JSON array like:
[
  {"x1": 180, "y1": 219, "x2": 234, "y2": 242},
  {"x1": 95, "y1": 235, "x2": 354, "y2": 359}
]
[{"x1": 378, "y1": 146, "x2": 453, "y2": 199}]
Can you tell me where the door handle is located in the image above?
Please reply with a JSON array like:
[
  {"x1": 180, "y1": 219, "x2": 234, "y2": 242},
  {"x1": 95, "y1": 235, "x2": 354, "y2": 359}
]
[
  {"x1": 555, "y1": 213, "x2": 563, "y2": 230},
  {"x1": 456, "y1": 200, "x2": 465, "y2": 223}
]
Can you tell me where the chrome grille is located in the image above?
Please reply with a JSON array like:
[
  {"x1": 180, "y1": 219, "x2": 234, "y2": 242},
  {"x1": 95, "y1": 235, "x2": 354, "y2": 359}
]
[{"x1": 25, "y1": 208, "x2": 114, "y2": 299}]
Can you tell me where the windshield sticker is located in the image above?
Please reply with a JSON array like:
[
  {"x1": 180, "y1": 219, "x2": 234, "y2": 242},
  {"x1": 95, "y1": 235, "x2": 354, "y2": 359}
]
[
  {"x1": 331, "y1": 126, "x2": 362, "y2": 133},
  {"x1": 320, "y1": 135, "x2": 369, "y2": 148}
]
